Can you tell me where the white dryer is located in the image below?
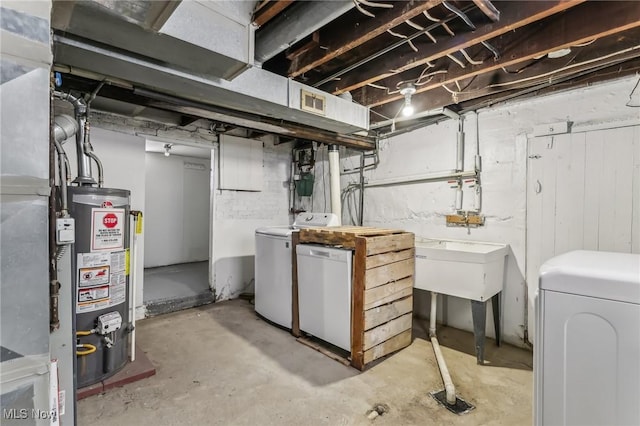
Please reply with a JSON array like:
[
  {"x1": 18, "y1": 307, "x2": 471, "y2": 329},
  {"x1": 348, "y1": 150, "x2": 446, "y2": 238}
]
[
  {"x1": 254, "y1": 213, "x2": 339, "y2": 329},
  {"x1": 535, "y1": 250, "x2": 640, "y2": 426}
]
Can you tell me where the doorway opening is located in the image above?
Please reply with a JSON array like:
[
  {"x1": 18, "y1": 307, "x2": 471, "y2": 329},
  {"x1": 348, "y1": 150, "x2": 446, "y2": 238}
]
[{"x1": 142, "y1": 139, "x2": 214, "y2": 315}]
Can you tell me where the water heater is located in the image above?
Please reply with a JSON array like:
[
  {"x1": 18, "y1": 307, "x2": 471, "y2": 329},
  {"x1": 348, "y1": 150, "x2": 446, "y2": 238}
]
[{"x1": 69, "y1": 187, "x2": 131, "y2": 387}]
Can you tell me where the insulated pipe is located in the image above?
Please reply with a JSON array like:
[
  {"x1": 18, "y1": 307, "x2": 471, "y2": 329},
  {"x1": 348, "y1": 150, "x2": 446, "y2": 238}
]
[
  {"x1": 328, "y1": 145, "x2": 342, "y2": 225},
  {"x1": 430, "y1": 292, "x2": 457, "y2": 405}
]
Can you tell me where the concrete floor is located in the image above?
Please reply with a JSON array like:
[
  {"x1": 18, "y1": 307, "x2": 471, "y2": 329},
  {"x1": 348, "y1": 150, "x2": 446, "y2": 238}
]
[
  {"x1": 78, "y1": 299, "x2": 533, "y2": 426},
  {"x1": 143, "y1": 262, "x2": 213, "y2": 315}
]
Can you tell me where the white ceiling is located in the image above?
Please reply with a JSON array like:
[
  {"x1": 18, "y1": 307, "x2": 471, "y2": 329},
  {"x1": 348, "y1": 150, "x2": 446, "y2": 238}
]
[{"x1": 145, "y1": 139, "x2": 212, "y2": 159}]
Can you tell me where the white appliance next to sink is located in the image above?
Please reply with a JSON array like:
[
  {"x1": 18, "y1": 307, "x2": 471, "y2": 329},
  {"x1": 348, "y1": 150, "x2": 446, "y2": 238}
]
[{"x1": 296, "y1": 244, "x2": 352, "y2": 352}]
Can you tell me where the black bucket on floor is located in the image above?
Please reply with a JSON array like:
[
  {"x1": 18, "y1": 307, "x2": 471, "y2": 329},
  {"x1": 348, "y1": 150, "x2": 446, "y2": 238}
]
[{"x1": 430, "y1": 390, "x2": 475, "y2": 415}]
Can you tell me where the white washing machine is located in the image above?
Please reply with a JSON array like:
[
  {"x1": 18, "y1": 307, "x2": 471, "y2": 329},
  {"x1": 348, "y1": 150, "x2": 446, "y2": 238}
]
[
  {"x1": 254, "y1": 213, "x2": 339, "y2": 329},
  {"x1": 535, "y1": 250, "x2": 640, "y2": 426}
]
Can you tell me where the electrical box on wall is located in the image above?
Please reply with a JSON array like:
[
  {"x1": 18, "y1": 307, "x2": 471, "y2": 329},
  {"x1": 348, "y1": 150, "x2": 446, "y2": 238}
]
[
  {"x1": 219, "y1": 134, "x2": 263, "y2": 191},
  {"x1": 56, "y1": 217, "x2": 75, "y2": 245}
]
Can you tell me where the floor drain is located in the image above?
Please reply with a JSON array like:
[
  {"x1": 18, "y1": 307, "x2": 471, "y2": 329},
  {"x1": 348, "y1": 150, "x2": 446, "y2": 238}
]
[
  {"x1": 430, "y1": 390, "x2": 475, "y2": 415},
  {"x1": 366, "y1": 403, "x2": 389, "y2": 420}
]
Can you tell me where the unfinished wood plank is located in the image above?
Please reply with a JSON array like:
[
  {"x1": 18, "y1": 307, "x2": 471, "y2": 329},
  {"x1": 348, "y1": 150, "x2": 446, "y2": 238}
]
[
  {"x1": 366, "y1": 248, "x2": 414, "y2": 269},
  {"x1": 299, "y1": 230, "x2": 357, "y2": 248},
  {"x1": 363, "y1": 313, "x2": 412, "y2": 351},
  {"x1": 252, "y1": 0, "x2": 294, "y2": 27},
  {"x1": 333, "y1": 0, "x2": 583, "y2": 96},
  {"x1": 364, "y1": 258, "x2": 414, "y2": 290},
  {"x1": 291, "y1": 231, "x2": 301, "y2": 337},
  {"x1": 365, "y1": 233, "x2": 414, "y2": 256},
  {"x1": 364, "y1": 296, "x2": 413, "y2": 331},
  {"x1": 364, "y1": 277, "x2": 413, "y2": 310},
  {"x1": 299, "y1": 227, "x2": 409, "y2": 249},
  {"x1": 351, "y1": 228, "x2": 403, "y2": 236},
  {"x1": 351, "y1": 237, "x2": 367, "y2": 370},
  {"x1": 297, "y1": 337, "x2": 351, "y2": 367},
  {"x1": 289, "y1": 0, "x2": 444, "y2": 78},
  {"x1": 363, "y1": 329, "x2": 412, "y2": 365}
]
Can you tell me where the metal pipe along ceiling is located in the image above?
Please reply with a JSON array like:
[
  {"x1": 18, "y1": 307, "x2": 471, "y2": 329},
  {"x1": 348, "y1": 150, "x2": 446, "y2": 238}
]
[{"x1": 254, "y1": 1, "x2": 355, "y2": 64}]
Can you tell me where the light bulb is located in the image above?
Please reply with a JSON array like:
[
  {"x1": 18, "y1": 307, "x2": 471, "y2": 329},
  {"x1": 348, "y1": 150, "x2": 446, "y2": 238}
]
[
  {"x1": 402, "y1": 103, "x2": 414, "y2": 117},
  {"x1": 164, "y1": 150, "x2": 170, "y2": 157}
]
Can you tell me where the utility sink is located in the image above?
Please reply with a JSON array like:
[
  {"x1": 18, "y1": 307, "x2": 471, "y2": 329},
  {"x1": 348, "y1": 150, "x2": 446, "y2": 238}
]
[{"x1": 414, "y1": 238, "x2": 509, "y2": 301}]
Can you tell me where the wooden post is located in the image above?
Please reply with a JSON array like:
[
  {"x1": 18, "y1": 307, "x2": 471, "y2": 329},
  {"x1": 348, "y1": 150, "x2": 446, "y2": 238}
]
[{"x1": 351, "y1": 236, "x2": 367, "y2": 369}]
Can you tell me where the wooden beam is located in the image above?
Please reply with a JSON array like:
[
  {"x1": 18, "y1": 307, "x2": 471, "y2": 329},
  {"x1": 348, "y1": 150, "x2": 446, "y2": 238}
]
[
  {"x1": 252, "y1": 0, "x2": 294, "y2": 27},
  {"x1": 351, "y1": 237, "x2": 367, "y2": 370},
  {"x1": 363, "y1": 0, "x2": 640, "y2": 107},
  {"x1": 329, "y1": 0, "x2": 584, "y2": 95},
  {"x1": 288, "y1": 0, "x2": 445, "y2": 78},
  {"x1": 371, "y1": 29, "x2": 640, "y2": 122},
  {"x1": 286, "y1": 31, "x2": 319, "y2": 60}
]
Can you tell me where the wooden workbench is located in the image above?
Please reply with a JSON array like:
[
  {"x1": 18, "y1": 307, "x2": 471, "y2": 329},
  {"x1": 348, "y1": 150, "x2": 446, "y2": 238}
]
[{"x1": 292, "y1": 226, "x2": 415, "y2": 370}]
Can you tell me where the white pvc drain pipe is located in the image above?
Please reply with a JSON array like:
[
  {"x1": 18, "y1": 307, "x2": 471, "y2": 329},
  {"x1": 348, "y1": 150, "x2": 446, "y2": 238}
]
[{"x1": 430, "y1": 292, "x2": 456, "y2": 405}]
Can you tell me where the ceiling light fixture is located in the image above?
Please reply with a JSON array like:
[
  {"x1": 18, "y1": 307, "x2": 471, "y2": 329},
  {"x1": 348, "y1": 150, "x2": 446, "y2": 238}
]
[
  {"x1": 164, "y1": 143, "x2": 173, "y2": 157},
  {"x1": 400, "y1": 83, "x2": 417, "y2": 117}
]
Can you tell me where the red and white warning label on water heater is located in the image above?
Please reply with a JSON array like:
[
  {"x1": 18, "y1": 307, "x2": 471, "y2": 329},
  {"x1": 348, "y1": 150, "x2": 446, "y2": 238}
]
[
  {"x1": 91, "y1": 208, "x2": 125, "y2": 251},
  {"x1": 76, "y1": 251, "x2": 126, "y2": 313}
]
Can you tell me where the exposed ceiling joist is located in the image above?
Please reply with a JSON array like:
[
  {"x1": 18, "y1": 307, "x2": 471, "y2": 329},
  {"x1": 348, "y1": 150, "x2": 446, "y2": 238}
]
[
  {"x1": 288, "y1": 0, "x2": 445, "y2": 78},
  {"x1": 365, "y1": 0, "x2": 640, "y2": 108},
  {"x1": 252, "y1": 0, "x2": 295, "y2": 27},
  {"x1": 375, "y1": 29, "x2": 640, "y2": 120},
  {"x1": 329, "y1": 0, "x2": 585, "y2": 95}
]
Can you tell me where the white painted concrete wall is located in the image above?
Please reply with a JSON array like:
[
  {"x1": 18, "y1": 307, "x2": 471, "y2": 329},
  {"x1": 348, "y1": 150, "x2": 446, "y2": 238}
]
[
  {"x1": 64, "y1": 127, "x2": 147, "y2": 319},
  {"x1": 144, "y1": 153, "x2": 211, "y2": 267},
  {"x1": 320, "y1": 75, "x2": 640, "y2": 348},
  {"x1": 212, "y1": 136, "x2": 292, "y2": 300}
]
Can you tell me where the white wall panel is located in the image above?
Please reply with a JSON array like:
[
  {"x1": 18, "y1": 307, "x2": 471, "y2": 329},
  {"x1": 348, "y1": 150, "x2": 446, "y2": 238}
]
[{"x1": 527, "y1": 125, "x2": 640, "y2": 343}]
